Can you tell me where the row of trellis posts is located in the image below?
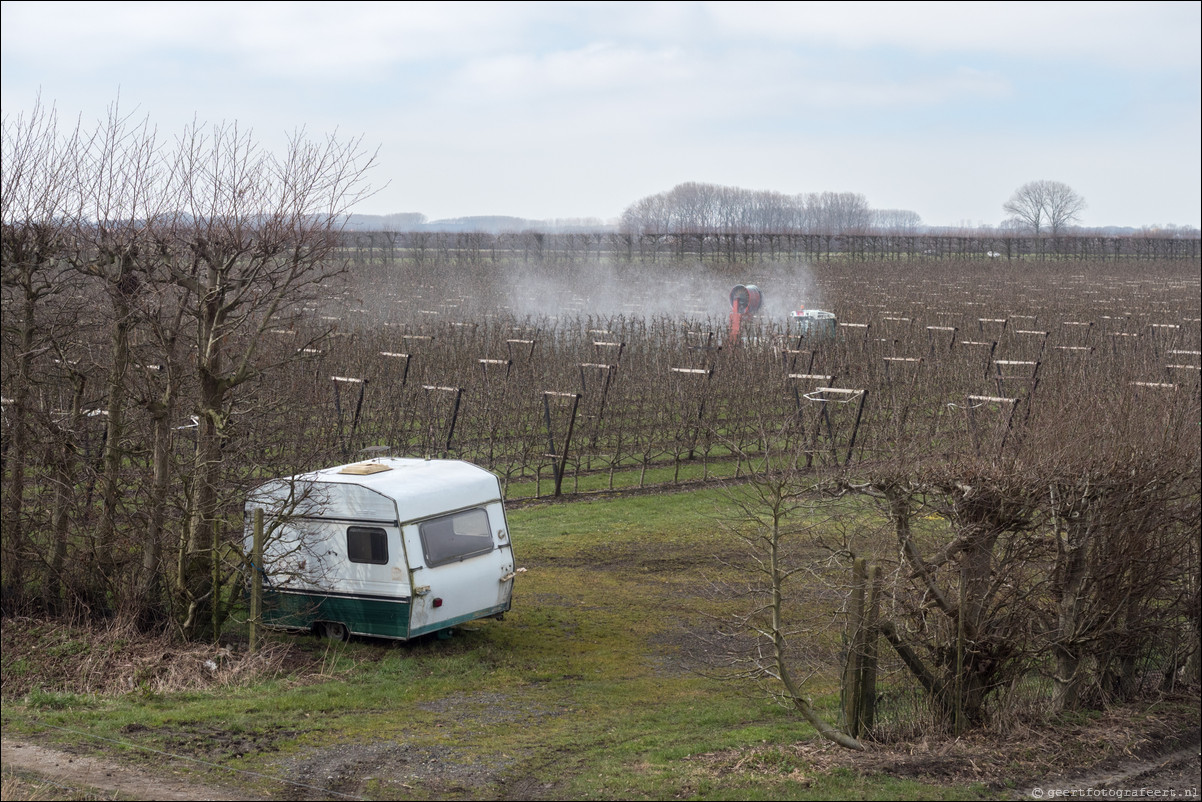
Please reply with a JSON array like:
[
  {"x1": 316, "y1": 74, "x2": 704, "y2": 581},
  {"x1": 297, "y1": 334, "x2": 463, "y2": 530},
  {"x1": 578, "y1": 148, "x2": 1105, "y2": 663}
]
[
  {"x1": 296, "y1": 304, "x2": 1197, "y2": 501},
  {"x1": 311, "y1": 328, "x2": 875, "y2": 497},
  {"x1": 43, "y1": 311, "x2": 1192, "y2": 506}
]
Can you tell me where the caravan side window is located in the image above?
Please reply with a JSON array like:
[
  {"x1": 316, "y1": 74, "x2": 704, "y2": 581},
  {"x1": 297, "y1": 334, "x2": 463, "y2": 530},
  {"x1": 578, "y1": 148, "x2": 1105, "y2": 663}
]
[
  {"x1": 419, "y1": 508, "x2": 493, "y2": 567},
  {"x1": 347, "y1": 526, "x2": 388, "y2": 564}
]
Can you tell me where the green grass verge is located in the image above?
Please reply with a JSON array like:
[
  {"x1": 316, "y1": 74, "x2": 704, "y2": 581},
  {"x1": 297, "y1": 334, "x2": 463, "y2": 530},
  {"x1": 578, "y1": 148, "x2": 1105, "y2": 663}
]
[{"x1": 2, "y1": 488, "x2": 994, "y2": 800}]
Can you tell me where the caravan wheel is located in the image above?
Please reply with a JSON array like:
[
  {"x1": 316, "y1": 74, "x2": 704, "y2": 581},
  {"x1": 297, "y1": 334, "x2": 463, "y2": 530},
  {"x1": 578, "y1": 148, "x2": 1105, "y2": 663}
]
[{"x1": 318, "y1": 621, "x2": 348, "y2": 642}]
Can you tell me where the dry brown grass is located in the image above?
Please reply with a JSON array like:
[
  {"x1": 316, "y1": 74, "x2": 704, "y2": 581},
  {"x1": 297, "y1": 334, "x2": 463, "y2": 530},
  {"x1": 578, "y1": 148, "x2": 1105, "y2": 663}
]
[
  {"x1": 0, "y1": 616, "x2": 320, "y2": 699},
  {"x1": 683, "y1": 697, "x2": 1200, "y2": 790}
]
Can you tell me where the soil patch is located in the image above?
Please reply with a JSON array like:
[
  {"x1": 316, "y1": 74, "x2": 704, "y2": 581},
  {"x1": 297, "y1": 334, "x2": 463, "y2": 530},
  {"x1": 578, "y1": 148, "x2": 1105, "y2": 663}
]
[{"x1": 1, "y1": 737, "x2": 261, "y2": 800}]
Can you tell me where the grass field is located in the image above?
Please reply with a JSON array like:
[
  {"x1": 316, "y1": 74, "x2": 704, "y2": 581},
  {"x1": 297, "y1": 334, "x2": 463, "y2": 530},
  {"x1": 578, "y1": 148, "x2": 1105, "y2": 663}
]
[{"x1": 0, "y1": 486, "x2": 1025, "y2": 800}]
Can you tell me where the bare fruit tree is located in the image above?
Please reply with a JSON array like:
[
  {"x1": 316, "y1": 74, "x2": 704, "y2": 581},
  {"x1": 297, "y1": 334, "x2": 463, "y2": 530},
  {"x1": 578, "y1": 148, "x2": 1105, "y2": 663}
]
[
  {"x1": 1, "y1": 101, "x2": 376, "y2": 636},
  {"x1": 1003, "y1": 180, "x2": 1087, "y2": 235},
  {"x1": 696, "y1": 409, "x2": 866, "y2": 751},
  {"x1": 0, "y1": 99, "x2": 80, "y2": 605},
  {"x1": 166, "y1": 121, "x2": 377, "y2": 638}
]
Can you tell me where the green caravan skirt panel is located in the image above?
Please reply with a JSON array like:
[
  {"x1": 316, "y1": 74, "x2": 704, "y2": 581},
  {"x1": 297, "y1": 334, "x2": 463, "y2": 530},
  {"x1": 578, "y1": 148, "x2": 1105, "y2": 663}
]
[
  {"x1": 262, "y1": 588, "x2": 412, "y2": 640},
  {"x1": 407, "y1": 601, "x2": 511, "y2": 638}
]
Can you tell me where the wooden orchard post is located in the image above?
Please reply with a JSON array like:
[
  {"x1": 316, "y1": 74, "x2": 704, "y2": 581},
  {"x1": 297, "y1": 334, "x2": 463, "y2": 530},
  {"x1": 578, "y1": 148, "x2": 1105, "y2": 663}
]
[
  {"x1": 858, "y1": 565, "x2": 882, "y2": 733},
  {"x1": 843, "y1": 557, "x2": 868, "y2": 737},
  {"x1": 249, "y1": 508, "x2": 263, "y2": 654},
  {"x1": 542, "y1": 391, "x2": 581, "y2": 498},
  {"x1": 844, "y1": 559, "x2": 882, "y2": 738}
]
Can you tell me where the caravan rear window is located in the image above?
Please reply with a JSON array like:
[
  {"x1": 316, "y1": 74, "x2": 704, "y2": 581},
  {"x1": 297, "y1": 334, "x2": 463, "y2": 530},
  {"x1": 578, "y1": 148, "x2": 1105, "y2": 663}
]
[
  {"x1": 347, "y1": 526, "x2": 388, "y2": 564},
  {"x1": 419, "y1": 508, "x2": 493, "y2": 567}
]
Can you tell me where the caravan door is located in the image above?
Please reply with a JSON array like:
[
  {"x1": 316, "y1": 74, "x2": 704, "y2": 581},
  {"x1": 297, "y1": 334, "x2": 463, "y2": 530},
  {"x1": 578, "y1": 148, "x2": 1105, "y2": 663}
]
[{"x1": 403, "y1": 501, "x2": 515, "y2": 637}]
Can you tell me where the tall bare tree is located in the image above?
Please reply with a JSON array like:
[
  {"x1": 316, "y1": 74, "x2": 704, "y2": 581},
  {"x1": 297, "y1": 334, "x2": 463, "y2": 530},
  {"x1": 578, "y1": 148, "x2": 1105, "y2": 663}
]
[
  {"x1": 1, "y1": 99, "x2": 79, "y2": 605},
  {"x1": 1003, "y1": 180, "x2": 1086, "y2": 235},
  {"x1": 167, "y1": 121, "x2": 376, "y2": 638},
  {"x1": 63, "y1": 106, "x2": 176, "y2": 600}
]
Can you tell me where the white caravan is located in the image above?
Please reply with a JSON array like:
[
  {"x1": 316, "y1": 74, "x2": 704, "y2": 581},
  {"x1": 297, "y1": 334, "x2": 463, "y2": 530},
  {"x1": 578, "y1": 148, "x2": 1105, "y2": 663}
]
[{"x1": 245, "y1": 458, "x2": 517, "y2": 640}]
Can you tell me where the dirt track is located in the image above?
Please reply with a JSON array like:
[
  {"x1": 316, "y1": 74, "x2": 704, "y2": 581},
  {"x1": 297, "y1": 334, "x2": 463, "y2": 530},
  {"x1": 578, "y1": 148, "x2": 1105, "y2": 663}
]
[
  {"x1": 1, "y1": 737, "x2": 262, "y2": 801},
  {"x1": 3, "y1": 731, "x2": 1198, "y2": 800},
  {"x1": 1080, "y1": 744, "x2": 1200, "y2": 798}
]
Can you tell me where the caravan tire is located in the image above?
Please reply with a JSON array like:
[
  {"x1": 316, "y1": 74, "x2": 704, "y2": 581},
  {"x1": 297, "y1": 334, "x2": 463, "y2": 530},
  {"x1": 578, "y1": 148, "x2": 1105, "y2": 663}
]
[{"x1": 318, "y1": 621, "x2": 349, "y2": 642}]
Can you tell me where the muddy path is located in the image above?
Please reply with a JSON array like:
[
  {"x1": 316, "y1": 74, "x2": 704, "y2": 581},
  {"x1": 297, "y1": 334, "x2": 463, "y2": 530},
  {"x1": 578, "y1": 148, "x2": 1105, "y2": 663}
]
[
  {"x1": 3, "y1": 730, "x2": 1198, "y2": 800},
  {"x1": 1, "y1": 737, "x2": 265, "y2": 801},
  {"x1": 1052, "y1": 744, "x2": 1199, "y2": 798}
]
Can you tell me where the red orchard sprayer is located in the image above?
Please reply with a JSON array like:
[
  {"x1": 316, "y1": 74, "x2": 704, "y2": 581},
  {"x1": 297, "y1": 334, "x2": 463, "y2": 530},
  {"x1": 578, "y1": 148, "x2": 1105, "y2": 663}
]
[{"x1": 728, "y1": 284, "x2": 763, "y2": 345}]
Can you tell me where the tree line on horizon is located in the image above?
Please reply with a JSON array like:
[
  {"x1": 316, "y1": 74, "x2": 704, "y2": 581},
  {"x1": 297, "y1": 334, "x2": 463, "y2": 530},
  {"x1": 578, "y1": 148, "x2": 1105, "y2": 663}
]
[
  {"x1": 345, "y1": 181, "x2": 1199, "y2": 239},
  {"x1": 620, "y1": 182, "x2": 921, "y2": 236}
]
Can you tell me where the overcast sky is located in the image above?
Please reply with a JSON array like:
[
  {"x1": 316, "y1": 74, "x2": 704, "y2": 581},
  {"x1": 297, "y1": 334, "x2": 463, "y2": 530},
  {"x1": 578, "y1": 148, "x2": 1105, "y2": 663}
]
[{"x1": 3, "y1": 1, "x2": 1199, "y2": 229}]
